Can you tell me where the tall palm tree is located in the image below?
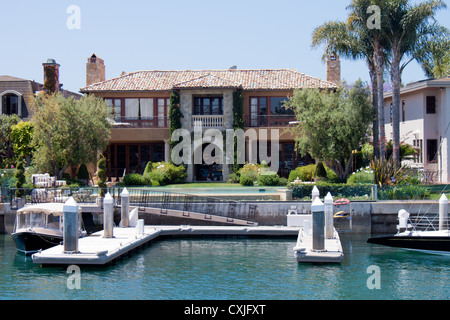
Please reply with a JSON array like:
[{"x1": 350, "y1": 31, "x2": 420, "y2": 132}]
[
  {"x1": 383, "y1": 0, "x2": 447, "y2": 162},
  {"x1": 347, "y1": 0, "x2": 390, "y2": 158},
  {"x1": 312, "y1": 19, "x2": 382, "y2": 158}
]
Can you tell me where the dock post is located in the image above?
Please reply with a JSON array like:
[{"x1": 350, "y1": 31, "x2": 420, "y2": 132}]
[
  {"x1": 324, "y1": 192, "x2": 334, "y2": 239},
  {"x1": 63, "y1": 197, "x2": 79, "y2": 253},
  {"x1": 312, "y1": 186, "x2": 320, "y2": 202},
  {"x1": 311, "y1": 197, "x2": 325, "y2": 251},
  {"x1": 439, "y1": 193, "x2": 448, "y2": 231},
  {"x1": 103, "y1": 193, "x2": 114, "y2": 238},
  {"x1": 120, "y1": 188, "x2": 130, "y2": 227}
]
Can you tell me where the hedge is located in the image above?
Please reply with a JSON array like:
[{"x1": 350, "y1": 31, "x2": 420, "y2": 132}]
[{"x1": 291, "y1": 183, "x2": 374, "y2": 199}]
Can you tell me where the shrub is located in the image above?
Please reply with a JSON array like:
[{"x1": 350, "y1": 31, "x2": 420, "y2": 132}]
[
  {"x1": 97, "y1": 154, "x2": 107, "y2": 197},
  {"x1": 314, "y1": 162, "x2": 327, "y2": 178},
  {"x1": 258, "y1": 171, "x2": 280, "y2": 186},
  {"x1": 278, "y1": 177, "x2": 288, "y2": 186},
  {"x1": 228, "y1": 172, "x2": 240, "y2": 183},
  {"x1": 240, "y1": 170, "x2": 259, "y2": 186},
  {"x1": 347, "y1": 169, "x2": 374, "y2": 184},
  {"x1": 15, "y1": 161, "x2": 26, "y2": 197},
  {"x1": 150, "y1": 161, "x2": 186, "y2": 185},
  {"x1": 77, "y1": 164, "x2": 89, "y2": 183},
  {"x1": 123, "y1": 173, "x2": 147, "y2": 186},
  {"x1": 379, "y1": 185, "x2": 430, "y2": 200}
]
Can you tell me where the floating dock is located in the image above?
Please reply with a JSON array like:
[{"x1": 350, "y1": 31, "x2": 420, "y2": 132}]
[
  {"x1": 293, "y1": 227, "x2": 344, "y2": 263},
  {"x1": 31, "y1": 225, "x2": 300, "y2": 266},
  {"x1": 292, "y1": 194, "x2": 344, "y2": 263}
]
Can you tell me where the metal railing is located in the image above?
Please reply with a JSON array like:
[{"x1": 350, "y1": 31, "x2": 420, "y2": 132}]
[
  {"x1": 407, "y1": 213, "x2": 449, "y2": 232},
  {"x1": 111, "y1": 116, "x2": 169, "y2": 128},
  {"x1": 6, "y1": 187, "x2": 259, "y2": 223},
  {"x1": 244, "y1": 115, "x2": 296, "y2": 128}
]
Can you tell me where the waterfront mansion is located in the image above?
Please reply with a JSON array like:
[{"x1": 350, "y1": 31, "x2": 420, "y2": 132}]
[{"x1": 80, "y1": 54, "x2": 340, "y2": 182}]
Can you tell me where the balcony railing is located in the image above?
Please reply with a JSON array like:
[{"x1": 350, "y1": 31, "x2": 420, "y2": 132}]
[
  {"x1": 192, "y1": 115, "x2": 224, "y2": 128},
  {"x1": 244, "y1": 115, "x2": 296, "y2": 128},
  {"x1": 110, "y1": 116, "x2": 168, "y2": 128}
]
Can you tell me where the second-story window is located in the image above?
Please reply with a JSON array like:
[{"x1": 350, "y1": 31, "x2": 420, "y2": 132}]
[
  {"x1": 2, "y1": 93, "x2": 20, "y2": 115},
  {"x1": 426, "y1": 96, "x2": 436, "y2": 114},
  {"x1": 193, "y1": 97, "x2": 223, "y2": 115}
]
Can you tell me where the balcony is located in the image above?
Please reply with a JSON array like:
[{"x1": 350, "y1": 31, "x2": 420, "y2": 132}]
[
  {"x1": 192, "y1": 115, "x2": 224, "y2": 128},
  {"x1": 244, "y1": 115, "x2": 297, "y2": 128},
  {"x1": 109, "y1": 116, "x2": 168, "y2": 128}
]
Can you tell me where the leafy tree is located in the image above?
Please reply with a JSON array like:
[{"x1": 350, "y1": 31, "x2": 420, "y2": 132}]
[
  {"x1": 11, "y1": 121, "x2": 35, "y2": 165},
  {"x1": 0, "y1": 114, "x2": 21, "y2": 168},
  {"x1": 286, "y1": 80, "x2": 373, "y2": 180},
  {"x1": 15, "y1": 160, "x2": 25, "y2": 197},
  {"x1": 31, "y1": 93, "x2": 111, "y2": 178}
]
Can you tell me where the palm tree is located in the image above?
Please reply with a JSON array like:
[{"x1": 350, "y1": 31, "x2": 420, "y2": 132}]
[
  {"x1": 347, "y1": 0, "x2": 391, "y2": 158},
  {"x1": 312, "y1": 18, "x2": 383, "y2": 158},
  {"x1": 383, "y1": 0, "x2": 447, "y2": 162},
  {"x1": 414, "y1": 23, "x2": 450, "y2": 79}
]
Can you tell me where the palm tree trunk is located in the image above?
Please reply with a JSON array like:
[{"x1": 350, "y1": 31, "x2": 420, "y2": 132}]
[
  {"x1": 369, "y1": 63, "x2": 380, "y2": 159},
  {"x1": 374, "y1": 41, "x2": 386, "y2": 159},
  {"x1": 391, "y1": 43, "x2": 401, "y2": 163}
]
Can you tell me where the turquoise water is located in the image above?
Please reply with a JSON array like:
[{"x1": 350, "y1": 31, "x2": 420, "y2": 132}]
[{"x1": 0, "y1": 233, "x2": 448, "y2": 300}]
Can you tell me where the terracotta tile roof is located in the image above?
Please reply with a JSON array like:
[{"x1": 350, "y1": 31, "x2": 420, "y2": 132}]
[{"x1": 80, "y1": 69, "x2": 336, "y2": 93}]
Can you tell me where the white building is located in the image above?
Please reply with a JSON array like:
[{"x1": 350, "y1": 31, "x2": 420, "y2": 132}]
[{"x1": 384, "y1": 77, "x2": 450, "y2": 183}]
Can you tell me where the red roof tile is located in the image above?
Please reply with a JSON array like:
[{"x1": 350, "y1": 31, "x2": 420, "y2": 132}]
[{"x1": 80, "y1": 69, "x2": 336, "y2": 92}]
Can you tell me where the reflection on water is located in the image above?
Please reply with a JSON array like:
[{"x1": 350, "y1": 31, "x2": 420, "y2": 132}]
[{"x1": 0, "y1": 234, "x2": 448, "y2": 300}]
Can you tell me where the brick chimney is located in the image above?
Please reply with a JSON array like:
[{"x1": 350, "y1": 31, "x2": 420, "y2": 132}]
[
  {"x1": 326, "y1": 54, "x2": 341, "y2": 84},
  {"x1": 86, "y1": 54, "x2": 105, "y2": 86},
  {"x1": 42, "y1": 58, "x2": 60, "y2": 93}
]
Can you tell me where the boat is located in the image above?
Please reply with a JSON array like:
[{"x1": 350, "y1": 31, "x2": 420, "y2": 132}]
[
  {"x1": 11, "y1": 203, "x2": 85, "y2": 254},
  {"x1": 368, "y1": 208, "x2": 450, "y2": 255}
]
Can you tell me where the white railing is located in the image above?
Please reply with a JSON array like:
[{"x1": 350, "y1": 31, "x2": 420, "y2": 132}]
[{"x1": 192, "y1": 115, "x2": 224, "y2": 128}]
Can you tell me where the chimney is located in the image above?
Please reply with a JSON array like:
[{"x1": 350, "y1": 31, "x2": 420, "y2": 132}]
[
  {"x1": 326, "y1": 54, "x2": 341, "y2": 84},
  {"x1": 42, "y1": 58, "x2": 60, "y2": 93},
  {"x1": 86, "y1": 54, "x2": 105, "y2": 86}
]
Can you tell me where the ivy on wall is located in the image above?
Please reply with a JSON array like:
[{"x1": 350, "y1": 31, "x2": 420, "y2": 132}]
[
  {"x1": 169, "y1": 90, "x2": 184, "y2": 150},
  {"x1": 232, "y1": 90, "x2": 244, "y2": 173}
]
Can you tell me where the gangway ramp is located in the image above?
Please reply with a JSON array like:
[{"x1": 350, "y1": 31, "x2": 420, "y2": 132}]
[{"x1": 116, "y1": 189, "x2": 259, "y2": 227}]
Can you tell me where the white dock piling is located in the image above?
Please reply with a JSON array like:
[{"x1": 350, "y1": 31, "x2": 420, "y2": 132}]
[
  {"x1": 103, "y1": 193, "x2": 114, "y2": 238},
  {"x1": 63, "y1": 197, "x2": 79, "y2": 253},
  {"x1": 311, "y1": 186, "x2": 320, "y2": 202},
  {"x1": 311, "y1": 197, "x2": 325, "y2": 251},
  {"x1": 439, "y1": 194, "x2": 448, "y2": 231},
  {"x1": 324, "y1": 192, "x2": 334, "y2": 239},
  {"x1": 120, "y1": 188, "x2": 130, "y2": 228}
]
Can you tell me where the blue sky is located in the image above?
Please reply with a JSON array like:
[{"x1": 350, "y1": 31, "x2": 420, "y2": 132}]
[{"x1": 1, "y1": 0, "x2": 449, "y2": 93}]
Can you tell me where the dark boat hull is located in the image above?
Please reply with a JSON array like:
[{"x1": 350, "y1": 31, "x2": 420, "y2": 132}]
[
  {"x1": 12, "y1": 231, "x2": 62, "y2": 255},
  {"x1": 368, "y1": 235, "x2": 450, "y2": 253}
]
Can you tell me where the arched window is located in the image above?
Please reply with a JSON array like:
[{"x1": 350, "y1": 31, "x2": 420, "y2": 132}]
[{"x1": 0, "y1": 90, "x2": 22, "y2": 116}]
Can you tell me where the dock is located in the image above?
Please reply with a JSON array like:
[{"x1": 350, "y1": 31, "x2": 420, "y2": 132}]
[
  {"x1": 32, "y1": 225, "x2": 300, "y2": 266},
  {"x1": 293, "y1": 227, "x2": 344, "y2": 263},
  {"x1": 292, "y1": 193, "x2": 344, "y2": 263}
]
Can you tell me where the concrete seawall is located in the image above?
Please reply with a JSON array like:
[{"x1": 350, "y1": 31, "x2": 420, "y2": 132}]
[{"x1": 1, "y1": 200, "x2": 447, "y2": 235}]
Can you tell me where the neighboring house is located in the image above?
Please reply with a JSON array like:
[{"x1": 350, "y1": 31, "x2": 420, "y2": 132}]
[
  {"x1": 0, "y1": 59, "x2": 82, "y2": 121},
  {"x1": 81, "y1": 54, "x2": 339, "y2": 182},
  {"x1": 383, "y1": 77, "x2": 450, "y2": 183}
]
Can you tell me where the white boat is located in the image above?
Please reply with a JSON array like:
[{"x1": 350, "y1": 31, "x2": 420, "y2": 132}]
[
  {"x1": 11, "y1": 203, "x2": 85, "y2": 254},
  {"x1": 368, "y1": 208, "x2": 450, "y2": 255}
]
